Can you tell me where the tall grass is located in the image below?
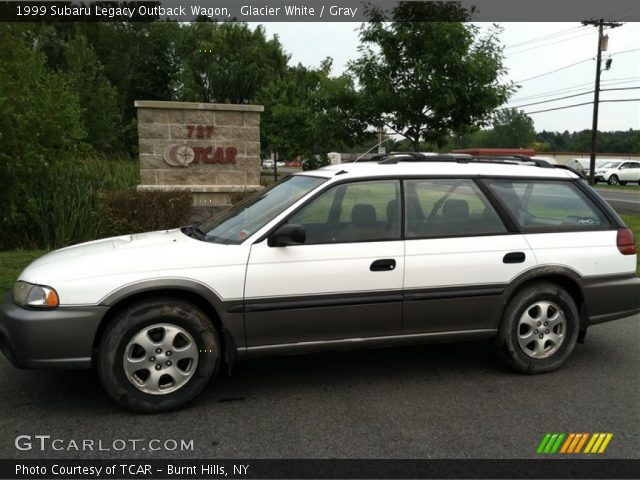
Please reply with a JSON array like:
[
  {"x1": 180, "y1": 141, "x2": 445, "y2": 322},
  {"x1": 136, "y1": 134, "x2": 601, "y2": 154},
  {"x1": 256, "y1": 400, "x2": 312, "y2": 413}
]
[{"x1": 12, "y1": 156, "x2": 138, "y2": 249}]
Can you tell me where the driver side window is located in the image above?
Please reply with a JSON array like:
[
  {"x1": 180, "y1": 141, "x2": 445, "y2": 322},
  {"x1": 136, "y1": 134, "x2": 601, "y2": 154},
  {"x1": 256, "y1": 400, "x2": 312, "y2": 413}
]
[{"x1": 287, "y1": 180, "x2": 401, "y2": 244}]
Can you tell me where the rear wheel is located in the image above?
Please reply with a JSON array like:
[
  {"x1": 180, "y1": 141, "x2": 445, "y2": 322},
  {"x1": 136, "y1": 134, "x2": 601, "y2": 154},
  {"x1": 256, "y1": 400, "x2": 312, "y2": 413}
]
[
  {"x1": 97, "y1": 298, "x2": 220, "y2": 413},
  {"x1": 607, "y1": 175, "x2": 620, "y2": 185},
  {"x1": 496, "y1": 282, "x2": 579, "y2": 374}
]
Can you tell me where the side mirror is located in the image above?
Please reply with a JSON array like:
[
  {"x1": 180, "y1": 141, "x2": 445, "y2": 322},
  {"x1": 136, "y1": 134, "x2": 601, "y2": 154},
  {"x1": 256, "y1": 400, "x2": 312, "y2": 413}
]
[{"x1": 268, "y1": 224, "x2": 306, "y2": 247}]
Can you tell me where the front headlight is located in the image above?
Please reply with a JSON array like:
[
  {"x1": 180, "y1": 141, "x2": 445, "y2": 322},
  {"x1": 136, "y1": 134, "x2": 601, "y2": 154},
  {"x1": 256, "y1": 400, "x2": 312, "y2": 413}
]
[{"x1": 13, "y1": 281, "x2": 59, "y2": 308}]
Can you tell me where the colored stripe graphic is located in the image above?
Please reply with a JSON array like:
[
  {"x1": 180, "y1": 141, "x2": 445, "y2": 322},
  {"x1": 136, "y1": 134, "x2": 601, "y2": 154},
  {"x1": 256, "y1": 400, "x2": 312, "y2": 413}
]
[
  {"x1": 537, "y1": 433, "x2": 565, "y2": 454},
  {"x1": 574, "y1": 433, "x2": 589, "y2": 453},
  {"x1": 597, "y1": 434, "x2": 613, "y2": 453},
  {"x1": 538, "y1": 433, "x2": 613, "y2": 454},
  {"x1": 560, "y1": 433, "x2": 575, "y2": 453},
  {"x1": 537, "y1": 434, "x2": 552, "y2": 454}
]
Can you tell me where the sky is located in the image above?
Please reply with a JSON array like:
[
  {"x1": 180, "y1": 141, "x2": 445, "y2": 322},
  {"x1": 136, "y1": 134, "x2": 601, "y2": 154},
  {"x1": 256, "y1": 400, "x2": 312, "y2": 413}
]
[{"x1": 251, "y1": 22, "x2": 640, "y2": 133}]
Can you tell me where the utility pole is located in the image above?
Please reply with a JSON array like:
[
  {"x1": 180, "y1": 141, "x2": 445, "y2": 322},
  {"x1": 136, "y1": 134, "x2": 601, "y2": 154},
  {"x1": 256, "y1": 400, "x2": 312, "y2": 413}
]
[{"x1": 582, "y1": 19, "x2": 622, "y2": 185}]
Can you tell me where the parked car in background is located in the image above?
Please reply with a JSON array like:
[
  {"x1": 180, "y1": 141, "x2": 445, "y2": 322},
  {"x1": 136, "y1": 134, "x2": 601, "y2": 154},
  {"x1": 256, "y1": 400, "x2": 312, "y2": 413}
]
[
  {"x1": 276, "y1": 161, "x2": 285, "y2": 167},
  {"x1": 262, "y1": 159, "x2": 274, "y2": 169},
  {"x1": 594, "y1": 160, "x2": 640, "y2": 185},
  {"x1": 286, "y1": 160, "x2": 301, "y2": 167},
  {"x1": 575, "y1": 159, "x2": 608, "y2": 176}
]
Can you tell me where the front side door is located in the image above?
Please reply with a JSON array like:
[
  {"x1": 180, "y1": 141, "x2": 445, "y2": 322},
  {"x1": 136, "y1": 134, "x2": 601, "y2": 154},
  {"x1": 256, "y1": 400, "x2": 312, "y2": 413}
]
[
  {"x1": 619, "y1": 162, "x2": 640, "y2": 182},
  {"x1": 402, "y1": 178, "x2": 536, "y2": 334},
  {"x1": 244, "y1": 179, "x2": 404, "y2": 347}
]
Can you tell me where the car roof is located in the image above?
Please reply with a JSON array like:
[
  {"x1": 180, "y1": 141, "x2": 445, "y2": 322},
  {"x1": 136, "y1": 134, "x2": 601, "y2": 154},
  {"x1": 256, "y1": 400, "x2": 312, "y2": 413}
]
[{"x1": 300, "y1": 159, "x2": 578, "y2": 180}]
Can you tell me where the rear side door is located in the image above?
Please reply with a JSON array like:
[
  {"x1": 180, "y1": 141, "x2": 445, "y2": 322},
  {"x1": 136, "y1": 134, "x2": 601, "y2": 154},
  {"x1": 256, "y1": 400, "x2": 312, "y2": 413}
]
[
  {"x1": 244, "y1": 179, "x2": 405, "y2": 348},
  {"x1": 402, "y1": 178, "x2": 536, "y2": 334}
]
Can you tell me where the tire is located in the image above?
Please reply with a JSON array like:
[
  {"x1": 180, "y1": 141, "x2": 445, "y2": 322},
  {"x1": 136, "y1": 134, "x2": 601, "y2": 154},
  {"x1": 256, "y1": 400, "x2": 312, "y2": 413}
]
[
  {"x1": 496, "y1": 282, "x2": 579, "y2": 374},
  {"x1": 97, "y1": 297, "x2": 220, "y2": 413},
  {"x1": 607, "y1": 175, "x2": 620, "y2": 185}
]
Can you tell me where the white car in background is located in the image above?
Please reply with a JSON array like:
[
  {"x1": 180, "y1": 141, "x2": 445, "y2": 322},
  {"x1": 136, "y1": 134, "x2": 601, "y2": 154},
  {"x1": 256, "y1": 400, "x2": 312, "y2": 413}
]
[
  {"x1": 262, "y1": 159, "x2": 274, "y2": 169},
  {"x1": 593, "y1": 160, "x2": 640, "y2": 185}
]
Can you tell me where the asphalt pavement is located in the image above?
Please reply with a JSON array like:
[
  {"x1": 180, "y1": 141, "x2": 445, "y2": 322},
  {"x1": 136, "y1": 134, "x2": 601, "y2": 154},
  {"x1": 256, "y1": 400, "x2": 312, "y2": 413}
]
[
  {"x1": 0, "y1": 315, "x2": 638, "y2": 459},
  {"x1": 595, "y1": 188, "x2": 639, "y2": 215}
]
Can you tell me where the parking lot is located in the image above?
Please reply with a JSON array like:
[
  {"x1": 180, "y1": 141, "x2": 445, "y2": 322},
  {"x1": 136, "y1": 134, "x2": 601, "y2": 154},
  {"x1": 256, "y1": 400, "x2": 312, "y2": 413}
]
[{"x1": 0, "y1": 314, "x2": 637, "y2": 459}]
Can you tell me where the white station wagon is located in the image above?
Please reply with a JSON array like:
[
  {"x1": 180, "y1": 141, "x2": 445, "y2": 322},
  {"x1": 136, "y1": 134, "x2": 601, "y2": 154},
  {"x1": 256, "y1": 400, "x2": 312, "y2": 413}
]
[{"x1": 1, "y1": 154, "x2": 638, "y2": 412}]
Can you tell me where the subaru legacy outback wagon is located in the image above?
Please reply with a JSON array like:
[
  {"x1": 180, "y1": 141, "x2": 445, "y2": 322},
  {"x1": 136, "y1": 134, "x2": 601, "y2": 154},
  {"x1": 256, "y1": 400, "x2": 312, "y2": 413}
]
[{"x1": 1, "y1": 154, "x2": 639, "y2": 412}]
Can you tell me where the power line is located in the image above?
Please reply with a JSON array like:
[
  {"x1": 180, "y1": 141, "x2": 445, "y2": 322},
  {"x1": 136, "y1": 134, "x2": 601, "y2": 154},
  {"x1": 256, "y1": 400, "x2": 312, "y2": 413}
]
[
  {"x1": 509, "y1": 78, "x2": 640, "y2": 103},
  {"x1": 504, "y1": 26, "x2": 583, "y2": 50},
  {"x1": 523, "y1": 98, "x2": 640, "y2": 115},
  {"x1": 513, "y1": 48, "x2": 638, "y2": 85},
  {"x1": 610, "y1": 47, "x2": 640, "y2": 57},
  {"x1": 507, "y1": 31, "x2": 595, "y2": 56},
  {"x1": 506, "y1": 86, "x2": 640, "y2": 109},
  {"x1": 524, "y1": 101, "x2": 593, "y2": 115},
  {"x1": 515, "y1": 57, "x2": 594, "y2": 83}
]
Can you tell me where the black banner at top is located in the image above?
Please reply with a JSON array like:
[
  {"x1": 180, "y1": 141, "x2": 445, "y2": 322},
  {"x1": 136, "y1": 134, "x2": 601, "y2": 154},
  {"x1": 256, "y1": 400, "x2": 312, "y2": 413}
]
[{"x1": 0, "y1": 0, "x2": 639, "y2": 22}]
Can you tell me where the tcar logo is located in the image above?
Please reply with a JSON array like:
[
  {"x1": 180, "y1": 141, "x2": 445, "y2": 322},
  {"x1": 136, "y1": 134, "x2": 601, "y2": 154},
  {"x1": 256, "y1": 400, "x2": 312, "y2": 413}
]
[
  {"x1": 163, "y1": 144, "x2": 195, "y2": 167},
  {"x1": 163, "y1": 143, "x2": 237, "y2": 167},
  {"x1": 537, "y1": 433, "x2": 613, "y2": 454}
]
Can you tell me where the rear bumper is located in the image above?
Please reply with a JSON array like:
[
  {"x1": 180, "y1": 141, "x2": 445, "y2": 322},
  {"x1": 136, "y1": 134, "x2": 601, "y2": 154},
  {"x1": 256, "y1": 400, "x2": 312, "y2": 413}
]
[
  {"x1": 579, "y1": 274, "x2": 640, "y2": 325},
  {"x1": 0, "y1": 292, "x2": 107, "y2": 369}
]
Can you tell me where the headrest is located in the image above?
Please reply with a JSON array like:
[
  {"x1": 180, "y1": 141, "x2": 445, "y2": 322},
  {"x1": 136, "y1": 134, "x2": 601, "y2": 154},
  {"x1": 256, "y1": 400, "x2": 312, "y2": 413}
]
[{"x1": 351, "y1": 204, "x2": 377, "y2": 226}]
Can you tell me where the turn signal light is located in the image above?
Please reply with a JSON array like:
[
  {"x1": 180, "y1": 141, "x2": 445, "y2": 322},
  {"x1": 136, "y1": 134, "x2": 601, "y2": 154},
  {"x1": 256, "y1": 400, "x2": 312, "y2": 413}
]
[{"x1": 617, "y1": 228, "x2": 637, "y2": 255}]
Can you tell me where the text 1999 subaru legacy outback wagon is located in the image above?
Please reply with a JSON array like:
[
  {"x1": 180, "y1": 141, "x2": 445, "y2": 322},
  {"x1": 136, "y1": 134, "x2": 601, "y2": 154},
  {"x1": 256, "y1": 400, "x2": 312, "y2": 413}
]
[{"x1": 1, "y1": 154, "x2": 639, "y2": 412}]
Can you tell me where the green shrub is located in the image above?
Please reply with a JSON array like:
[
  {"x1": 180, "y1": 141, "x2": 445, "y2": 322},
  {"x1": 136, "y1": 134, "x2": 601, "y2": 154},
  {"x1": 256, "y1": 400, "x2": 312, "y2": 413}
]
[
  {"x1": 1, "y1": 156, "x2": 138, "y2": 250},
  {"x1": 99, "y1": 190, "x2": 193, "y2": 237}
]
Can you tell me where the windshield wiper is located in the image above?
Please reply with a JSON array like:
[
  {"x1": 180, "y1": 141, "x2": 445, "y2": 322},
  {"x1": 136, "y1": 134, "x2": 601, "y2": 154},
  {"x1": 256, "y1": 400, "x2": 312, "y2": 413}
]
[{"x1": 181, "y1": 224, "x2": 207, "y2": 241}]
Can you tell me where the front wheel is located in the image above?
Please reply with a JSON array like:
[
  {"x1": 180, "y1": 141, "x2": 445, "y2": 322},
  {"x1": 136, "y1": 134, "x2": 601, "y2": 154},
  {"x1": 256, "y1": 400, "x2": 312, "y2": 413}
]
[
  {"x1": 97, "y1": 298, "x2": 220, "y2": 413},
  {"x1": 607, "y1": 175, "x2": 620, "y2": 185},
  {"x1": 496, "y1": 282, "x2": 579, "y2": 374}
]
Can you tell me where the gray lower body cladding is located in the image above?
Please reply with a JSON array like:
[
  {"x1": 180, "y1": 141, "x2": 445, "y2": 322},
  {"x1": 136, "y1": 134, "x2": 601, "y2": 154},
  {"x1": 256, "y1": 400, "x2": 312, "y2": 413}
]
[
  {"x1": 0, "y1": 273, "x2": 638, "y2": 369},
  {"x1": 0, "y1": 292, "x2": 107, "y2": 369},
  {"x1": 579, "y1": 273, "x2": 640, "y2": 325}
]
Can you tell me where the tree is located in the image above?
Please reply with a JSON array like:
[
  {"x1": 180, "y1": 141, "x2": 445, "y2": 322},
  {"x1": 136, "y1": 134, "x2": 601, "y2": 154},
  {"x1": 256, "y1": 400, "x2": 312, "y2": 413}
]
[
  {"x1": 0, "y1": 24, "x2": 87, "y2": 246},
  {"x1": 258, "y1": 59, "x2": 365, "y2": 164},
  {"x1": 349, "y1": 3, "x2": 514, "y2": 150},
  {"x1": 177, "y1": 22, "x2": 289, "y2": 104},
  {"x1": 63, "y1": 35, "x2": 123, "y2": 154},
  {"x1": 486, "y1": 108, "x2": 536, "y2": 148}
]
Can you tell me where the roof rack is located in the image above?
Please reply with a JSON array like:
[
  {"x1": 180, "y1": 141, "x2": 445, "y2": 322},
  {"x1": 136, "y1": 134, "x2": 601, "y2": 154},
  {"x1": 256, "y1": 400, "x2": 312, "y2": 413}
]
[
  {"x1": 370, "y1": 152, "x2": 585, "y2": 178},
  {"x1": 376, "y1": 152, "x2": 550, "y2": 167}
]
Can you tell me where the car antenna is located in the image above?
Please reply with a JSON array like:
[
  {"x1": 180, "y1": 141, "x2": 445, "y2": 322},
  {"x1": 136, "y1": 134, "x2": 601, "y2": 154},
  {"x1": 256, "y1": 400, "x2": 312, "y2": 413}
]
[{"x1": 354, "y1": 137, "x2": 392, "y2": 162}]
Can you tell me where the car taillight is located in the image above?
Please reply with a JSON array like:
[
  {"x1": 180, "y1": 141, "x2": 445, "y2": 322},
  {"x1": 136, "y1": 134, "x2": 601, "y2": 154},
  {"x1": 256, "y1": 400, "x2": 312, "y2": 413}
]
[{"x1": 617, "y1": 228, "x2": 637, "y2": 255}]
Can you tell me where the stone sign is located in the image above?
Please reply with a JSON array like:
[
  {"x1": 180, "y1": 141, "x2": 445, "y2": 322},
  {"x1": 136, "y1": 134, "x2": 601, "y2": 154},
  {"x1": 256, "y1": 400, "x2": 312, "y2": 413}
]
[{"x1": 135, "y1": 100, "x2": 263, "y2": 206}]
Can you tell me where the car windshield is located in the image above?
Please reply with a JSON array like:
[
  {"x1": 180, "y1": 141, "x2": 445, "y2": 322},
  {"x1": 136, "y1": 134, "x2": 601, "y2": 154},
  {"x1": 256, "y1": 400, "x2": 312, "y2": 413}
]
[
  {"x1": 601, "y1": 162, "x2": 622, "y2": 169},
  {"x1": 191, "y1": 175, "x2": 327, "y2": 244}
]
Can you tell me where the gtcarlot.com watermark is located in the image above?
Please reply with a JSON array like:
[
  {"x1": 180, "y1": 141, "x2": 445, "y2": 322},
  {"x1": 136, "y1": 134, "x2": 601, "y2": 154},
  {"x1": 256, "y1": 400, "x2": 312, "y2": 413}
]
[{"x1": 15, "y1": 435, "x2": 194, "y2": 452}]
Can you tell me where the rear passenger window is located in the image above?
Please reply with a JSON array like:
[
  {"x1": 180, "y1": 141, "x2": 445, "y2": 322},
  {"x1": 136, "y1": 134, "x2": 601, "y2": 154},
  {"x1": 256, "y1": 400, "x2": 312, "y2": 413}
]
[
  {"x1": 404, "y1": 179, "x2": 507, "y2": 238},
  {"x1": 486, "y1": 180, "x2": 610, "y2": 229}
]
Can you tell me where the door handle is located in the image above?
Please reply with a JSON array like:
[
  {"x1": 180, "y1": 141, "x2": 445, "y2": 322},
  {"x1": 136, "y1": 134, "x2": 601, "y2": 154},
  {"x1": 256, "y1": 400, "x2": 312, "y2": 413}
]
[
  {"x1": 503, "y1": 252, "x2": 526, "y2": 264},
  {"x1": 370, "y1": 259, "x2": 396, "y2": 271}
]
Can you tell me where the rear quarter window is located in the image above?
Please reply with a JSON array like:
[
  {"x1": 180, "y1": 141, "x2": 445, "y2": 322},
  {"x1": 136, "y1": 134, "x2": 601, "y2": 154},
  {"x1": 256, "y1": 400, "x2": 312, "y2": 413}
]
[{"x1": 485, "y1": 179, "x2": 611, "y2": 230}]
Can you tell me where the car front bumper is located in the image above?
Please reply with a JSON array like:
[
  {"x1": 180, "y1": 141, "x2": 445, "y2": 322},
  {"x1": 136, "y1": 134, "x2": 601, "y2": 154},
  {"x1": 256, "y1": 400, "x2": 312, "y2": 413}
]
[{"x1": 0, "y1": 292, "x2": 107, "y2": 369}]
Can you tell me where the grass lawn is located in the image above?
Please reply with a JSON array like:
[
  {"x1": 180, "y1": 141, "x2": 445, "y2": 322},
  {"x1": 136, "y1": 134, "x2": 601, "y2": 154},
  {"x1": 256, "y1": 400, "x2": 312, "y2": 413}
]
[{"x1": 0, "y1": 250, "x2": 47, "y2": 293}]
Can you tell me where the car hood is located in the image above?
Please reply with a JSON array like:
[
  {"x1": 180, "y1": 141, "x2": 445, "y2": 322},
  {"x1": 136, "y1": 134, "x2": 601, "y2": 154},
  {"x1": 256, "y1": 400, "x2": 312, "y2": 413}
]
[{"x1": 18, "y1": 229, "x2": 241, "y2": 286}]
